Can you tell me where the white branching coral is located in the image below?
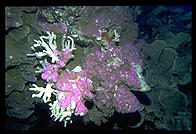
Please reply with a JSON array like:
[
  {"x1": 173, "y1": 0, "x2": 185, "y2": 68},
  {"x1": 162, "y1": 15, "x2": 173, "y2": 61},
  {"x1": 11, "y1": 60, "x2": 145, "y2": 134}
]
[
  {"x1": 29, "y1": 83, "x2": 57, "y2": 103},
  {"x1": 49, "y1": 100, "x2": 76, "y2": 127},
  {"x1": 61, "y1": 34, "x2": 77, "y2": 52},
  {"x1": 27, "y1": 31, "x2": 77, "y2": 74},
  {"x1": 27, "y1": 31, "x2": 59, "y2": 63},
  {"x1": 26, "y1": 30, "x2": 80, "y2": 127}
]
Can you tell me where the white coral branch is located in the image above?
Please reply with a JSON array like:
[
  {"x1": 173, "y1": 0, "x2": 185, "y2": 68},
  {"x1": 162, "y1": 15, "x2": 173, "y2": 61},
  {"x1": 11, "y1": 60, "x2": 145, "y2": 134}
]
[
  {"x1": 29, "y1": 83, "x2": 57, "y2": 103},
  {"x1": 61, "y1": 35, "x2": 77, "y2": 52},
  {"x1": 28, "y1": 31, "x2": 59, "y2": 63}
]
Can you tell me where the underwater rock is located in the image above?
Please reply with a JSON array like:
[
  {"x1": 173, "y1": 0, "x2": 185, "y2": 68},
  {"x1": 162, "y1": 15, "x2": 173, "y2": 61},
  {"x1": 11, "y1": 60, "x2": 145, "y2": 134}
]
[
  {"x1": 156, "y1": 47, "x2": 176, "y2": 73},
  {"x1": 5, "y1": 25, "x2": 35, "y2": 69},
  {"x1": 83, "y1": 106, "x2": 112, "y2": 126},
  {"x1": 175, "y1": 32, "x2": 191, "y2": 47},
  {"x1": 20, "y1": 64, "x2": 37, "y2": 82},
  {"x1": 144, "y1": 86, "x2": 190, "y2": 130},
  {"x1": 6, "y1": 89, "x2": 35, "y2": 119},
  {"x1": 5, "y1": 7, "x2": 24, "y2": 30},
  {"x1": 21, "y1": 10, "x2": 42, "y2": 34},
  {"x1": 171, "y1": 53, "x2": 192, "y2": 85},
  {"x1": 149, "y1": 40, "x2": 167, "y2": 64},
  {"x1": 149, "y1": 46, "x2": 176, "y2": 75},
  {"x1": 5, "y1": 68, "x2": 26, "y2": 96},
  {"x1": 8, "y1": 25, "x2": 30, "y2": 42},
  {"x1": 145, "y1": 87, "x2": 162, "y2": 114},
  {"x1": 158, "y1": 88, "x2": 188, "y2": 113},
  {"x1": 156, "y1": 31, "x2": 177, "y2": 49},
  {"x1": 156, "y1": 31, "x2": 191, "y2": 49}
]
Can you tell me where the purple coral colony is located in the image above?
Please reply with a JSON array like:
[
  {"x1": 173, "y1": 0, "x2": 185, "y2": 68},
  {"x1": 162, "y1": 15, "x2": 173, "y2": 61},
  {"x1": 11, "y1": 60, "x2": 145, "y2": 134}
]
[{"x1": 27, "y1": 6, "x2": 150, "y2": 127}]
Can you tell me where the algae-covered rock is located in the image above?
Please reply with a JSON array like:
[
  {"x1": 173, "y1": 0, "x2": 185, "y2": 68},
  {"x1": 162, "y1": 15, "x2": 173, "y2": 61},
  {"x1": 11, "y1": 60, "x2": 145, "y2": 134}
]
[
  {"x1": 20, "y1": 64, "x2": 37, "y2": 82},
  {"x1": 8, "y1": 25, "x2": 30, "y2": 42},
  {"x1": 137, "y1": 6, "x2": 191, "y2": 43},
  {"x1": 145, "y1": 87, "x2": 162, "y2": 114},
  {"x1": 155, "y1": 47, "x2": 176, "y2": 74},
  {"x1": 175, "y1": 32, "x2": 191, "y2": 47},
  {"x1": 6, "y1": 36, "x2": 23, "y2": 59},
  {"x1": 156, "y1": 72, "x2": 177, "y2": 89},
  {"x1": 5, "y1": 68, "x2": 26, "y2": 96},
  {"x1": 5, "y1": 7, "x2": 24, "y2": 30},
  {"x1": 149, "y1": 46, "x2": 176, "y2": 75},
  {"x1": 171, "y1": 39, "x2": 192, "y2": 85},
  {"x1": 149, "y1": 40, "x2": 167, "y2": 64},
  {"x1": 66, "y1": 45, "x2": 85, "y2": 71},
  {"x1": 5, "y1": 26, "x2": 35, "y2": 69},
  {"x1": 156, "y1": 31, "x2": 177, "y2": 49},
  {"x1": 21, "y1": 10, "x2": 42, "y2": 34},
  {"x1": 171, "y1": 54, "x2": 192, "y2": 85},
  {"x1": 5, "y1": 25, "x2": 31, "y2": 56},
  {"x1": 156, "y1": 31, "x2": 191, "y2": 49},
  {"x1": 120, "y1": 22, "x2": 138, "y2": 44},
  {"x1": 158, "y1": 88, "x2": 188, "y2": 113},
  {"x1": 83, "y1": 106, "x2": 109, "y2": 126},
  {"x1": 147, "y1": 31, "x2": 191, "y2": 86},
  {"x1": 5, "y1": 7, "x2": 38, "y2": 31},
  {"x1": 78, "y1": 6, "x2": 138, "y2": 43},
  {"x1": 144, "y1": 86, "x2": 190, "y2": 130},
  {"x1": 6, "y1": 87, "x2": 35, "y2": 119},
  {"x1": 135, "y1": 39, "x2": 151, "y2": 61}
]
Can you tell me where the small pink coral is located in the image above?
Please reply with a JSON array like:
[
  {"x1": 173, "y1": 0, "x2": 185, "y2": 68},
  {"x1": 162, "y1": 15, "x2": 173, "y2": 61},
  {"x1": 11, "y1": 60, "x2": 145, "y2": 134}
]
[
  {"x1": 55, "y1": 67, "x2": 94, "y2": 116},
  {"x1": 75, "y1": 101, "x2": 88, "y2": 115},
  {"x1": 113, "y1": 87, "x2": 141, "y2": 113},
  {"x1": 57, "y1": 91, "x2": 72, "y2": 110},
  {"x1": 57, "y1": 49, "x2": 73, "y2": 67},
  {"x1": 41, "y1": 63, "x2": 59, "y2": 82}
]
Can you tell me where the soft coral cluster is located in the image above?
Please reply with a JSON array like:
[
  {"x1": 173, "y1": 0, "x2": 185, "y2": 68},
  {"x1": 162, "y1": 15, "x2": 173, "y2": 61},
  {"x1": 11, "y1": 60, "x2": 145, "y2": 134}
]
[
  {"x1": 83, "y1": 43, "x2": 149, "y2": 115},
  {"x1": 83, "y1": 43, "x2": 143, "y2": 91},
  {"x1": 55, "y1": 66, "x2": 94, "y2": 116},
  {"x1": 113, "y1": 87, "x2": 141, "y2": 114}
]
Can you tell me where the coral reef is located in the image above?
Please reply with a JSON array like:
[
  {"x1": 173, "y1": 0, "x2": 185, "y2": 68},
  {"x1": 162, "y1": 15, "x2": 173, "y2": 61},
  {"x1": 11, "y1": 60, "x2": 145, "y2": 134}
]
[
  {"x1": 5, "y1": 6, "x2": 192, "y2": 130},
  {"x1": 113, "y1": 87, "x2": 142, "y2": 113},
  {"x1": 141, "y1": 30, "x2": 192, "y2": 130},
  {"x1": 82, "y1": 43, "x2": 150, "y2": 125},
  {"x1": 27, "y1": 31, "x2": 94, "y2": 127}
]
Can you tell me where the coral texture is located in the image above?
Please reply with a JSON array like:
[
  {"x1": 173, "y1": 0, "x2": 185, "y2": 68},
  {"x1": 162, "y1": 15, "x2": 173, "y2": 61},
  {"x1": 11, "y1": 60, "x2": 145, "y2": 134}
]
[{"x1": 83, "y1": 43, "x2": 149, "y2": 115}]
